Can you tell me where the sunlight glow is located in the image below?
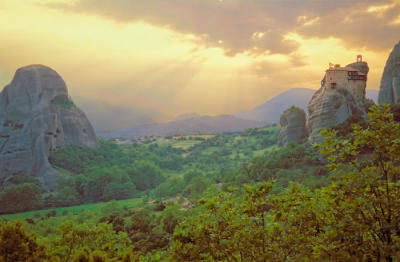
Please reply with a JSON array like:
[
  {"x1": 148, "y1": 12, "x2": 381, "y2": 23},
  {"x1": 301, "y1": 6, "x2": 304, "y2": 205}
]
[{"x1": 0, "y1": 0, "x2": 393, "y2": 119}]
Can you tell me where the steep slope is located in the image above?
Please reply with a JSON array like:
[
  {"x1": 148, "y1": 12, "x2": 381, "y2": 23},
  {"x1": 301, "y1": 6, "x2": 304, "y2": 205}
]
[
  {"x1": 0, "y1": 65, "x2": 98, "y2": 190},
  {"x1": 234, "y1": 88, "x2": 315, "y2": 123},
  {"x1": 378, "y1": 41, "x2": 400, "y2": 104},
  {"x1": 102, "y1": 114, "x2": 264, "y2": 138},
  {"x1": 307, "y1": 58, "x2": 371, "y2": 143},
  {"x1": 278, "y1": 107, "x2": 307, "y2": 147}
]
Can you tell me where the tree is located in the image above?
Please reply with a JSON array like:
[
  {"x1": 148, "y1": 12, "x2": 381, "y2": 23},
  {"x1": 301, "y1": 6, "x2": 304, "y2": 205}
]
[
  {"x1": 0, "y1": 221, "x2": 48, "y2": 261},
  {"x1": 55, "y1": 185, "x2": 79, "y2": 206},
  {"x1": 169, "y1": 105, "x2": 400, "y2": 261},
  {"x1": 183, "y1": 169, "x2": 204, "y2": 185},
  {"x1": 169, "y1": 185, "x2": 261, "y2": 261},
  {"x1": 0, "y1": 183, "x2": 43, "y2": 214},
  {"x1": 129, "y1": 160, "x2": 165, "y2": 190},
  {"x1": 103, "y1": 181, "x2": 136, "y2": 201},
  {"x1": 83, "y1": 167, "x2": 133, "y2": 202},
  {"x1": 185, "y1": 176, "x2": 212, "y2": 200},
  {"x1": 47, "y1": 222, "x2": 131, "y2": 262},
  {"x1": 154, "y1": 177, "x2": 184, "y2": 199},
  {"x1": 161, "y1": 204, "x2": 184, "y2": 234},
  {"x1": 127, "y1": 210, "x2": 169, "y2": 253},
  {"x1": 315, "y1": 104, "x2": 400, "y2": 261}
]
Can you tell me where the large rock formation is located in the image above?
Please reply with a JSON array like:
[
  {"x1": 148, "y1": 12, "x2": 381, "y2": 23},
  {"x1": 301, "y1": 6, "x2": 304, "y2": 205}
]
[
  {"x1": 306, "y1": 56, "x2": 370, "y2": 143},
  {"x1": 278, "y1": 106, "x2": 307, "y2": 147},
  {"x1": 0, "y1": 65, "x2": 98, "y2": 190},
  {"x1": 378, "y1": 41, "x2": 400, "y2": 104}
]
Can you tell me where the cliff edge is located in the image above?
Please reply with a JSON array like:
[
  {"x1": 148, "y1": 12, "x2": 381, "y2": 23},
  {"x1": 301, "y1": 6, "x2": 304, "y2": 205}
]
[
  {"x1": 378, "y1": 41, "x2": 400, "y2": 104},
  {"x1": 306, "y1": 56, "x2": 370, "y2": 143},
  {"x1": 278, "y1": 106, "x2": 307, "y2": 147},
  {"x1": 0, "y1": 65, "x2": 98, "y2": 190}
]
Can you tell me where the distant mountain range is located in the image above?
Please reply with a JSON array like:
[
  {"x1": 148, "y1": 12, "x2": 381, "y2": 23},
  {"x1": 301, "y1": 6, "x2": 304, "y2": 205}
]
[
  {"x1": 234, "y1": 88, "x2": 379, "y2": 122},
  {"x1": 234, "y1": 88, "x2": 316, "y2": 123},
  {"x1": 99, "y1": 88, "x2": 380, "y2": 139},
  {"x1": 101, "y1": 114, "x2": 264, "y2": 138}
]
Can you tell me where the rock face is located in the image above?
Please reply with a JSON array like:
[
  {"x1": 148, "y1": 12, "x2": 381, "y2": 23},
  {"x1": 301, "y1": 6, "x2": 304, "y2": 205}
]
[
  {"x1": 278, "y1": 107, "x2": 307, "y2": 147},
  {"x1": 307, "y1": 56, "x2": 370, "y2": 143},
  {"x1": 0, "y1": 65, "x2": 99, "y2": 190},
  {"x1": 378, "y1": 41, "x2": 400, "y2": 104}
]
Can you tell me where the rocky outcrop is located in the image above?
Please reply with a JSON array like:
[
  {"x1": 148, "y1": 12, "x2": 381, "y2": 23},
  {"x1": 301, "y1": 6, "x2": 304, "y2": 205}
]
[
  {"x1": 307, "y1": 87, "x2": 361, "y2": 143},
  {"x1": 378, "y1": 41, "x2": 400, "y2": 104},
  {"x1": 278, "y1": 106, "x2": 307, "y2": 147},
  {"x1": 0, "y1": 65, "x2": 98, "y2": 190},
  {"x1": 306, "y1": 57, "x2": 370, "y2": 143}
]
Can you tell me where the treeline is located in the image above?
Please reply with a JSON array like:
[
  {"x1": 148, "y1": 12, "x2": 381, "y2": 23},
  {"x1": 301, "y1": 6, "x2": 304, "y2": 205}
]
[{"x1": 49, "y1": 139, "x2": 185, "y2": 173}]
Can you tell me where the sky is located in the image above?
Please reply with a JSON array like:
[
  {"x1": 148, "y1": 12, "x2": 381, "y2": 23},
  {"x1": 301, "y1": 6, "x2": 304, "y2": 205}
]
[{"x1": 0, "y1": 0, "x2": 399, "y2": 125}]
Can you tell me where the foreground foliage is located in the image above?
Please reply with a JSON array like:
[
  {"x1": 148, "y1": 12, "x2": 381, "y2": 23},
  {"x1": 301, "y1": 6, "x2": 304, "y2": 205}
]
[
  {"x1": 169, "y1": 105, "x2": 400, "y2": 261},
  {"x1": 0, "y1": 221, "x2": 47, "y2": 262}
]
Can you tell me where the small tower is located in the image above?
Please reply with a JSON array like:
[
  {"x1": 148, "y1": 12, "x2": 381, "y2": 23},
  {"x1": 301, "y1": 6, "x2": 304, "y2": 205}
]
[{"x1": 357, "y1": 55, "x2": 362, "y2": 62}]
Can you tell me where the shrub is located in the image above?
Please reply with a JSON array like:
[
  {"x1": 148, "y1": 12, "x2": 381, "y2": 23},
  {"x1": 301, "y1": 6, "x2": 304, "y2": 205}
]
[
  {"x1": 0, "y1": 183, "x2": 43, "y2": 214},
  {"x1": 0, "y1": 221, "x2": 47, "y2": 261}
]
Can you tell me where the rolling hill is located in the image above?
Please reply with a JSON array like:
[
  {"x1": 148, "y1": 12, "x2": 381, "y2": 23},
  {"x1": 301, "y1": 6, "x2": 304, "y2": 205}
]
[{"x1": 100, "y1": 88, "x2": 379, "y2": 138}]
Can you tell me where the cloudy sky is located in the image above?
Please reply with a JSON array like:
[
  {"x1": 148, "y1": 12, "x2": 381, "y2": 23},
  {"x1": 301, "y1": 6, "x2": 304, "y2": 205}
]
[{"x1": 0, "y1": 0, "x2": 399, "y2": 124}]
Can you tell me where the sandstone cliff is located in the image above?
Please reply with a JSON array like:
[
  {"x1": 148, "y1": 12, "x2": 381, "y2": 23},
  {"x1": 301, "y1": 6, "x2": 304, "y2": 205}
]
[
  {"x1": 278, "y1": 106, "x2": 307, "y2": 147},
  {"x1": 0, "y1": 65, "x2": 98, "y2": 190},
  {"x1": 306, "y1": 57, "x2": 370, "y2": 143},
  {"x1": 378, "y1": 41, "x2": 400, "y2": 104}
]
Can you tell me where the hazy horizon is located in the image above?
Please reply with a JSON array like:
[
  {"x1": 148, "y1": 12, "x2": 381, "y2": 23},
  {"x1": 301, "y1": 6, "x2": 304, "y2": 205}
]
[{"x1": 0, "y1": 0, "x2": 397, "y2": 122}]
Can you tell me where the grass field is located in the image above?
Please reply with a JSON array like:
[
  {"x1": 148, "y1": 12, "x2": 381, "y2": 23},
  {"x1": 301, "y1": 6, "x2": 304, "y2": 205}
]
[
  {"x1": 158, "y1": 135, "x2": 215, "y2": 150},
  {"x1": 169, "y1": 140, "x2": 202, "y2": 150},
  {"x1": 0, "y1": 197, "x2": 144, "y2": 220}
]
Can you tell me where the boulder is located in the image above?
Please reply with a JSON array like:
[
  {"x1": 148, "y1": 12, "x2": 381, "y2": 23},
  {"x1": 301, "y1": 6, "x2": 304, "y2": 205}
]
[
  {"x1": 278, "y1": 106, "x2": 307, "y2": 147},
  {"x1": 0, "y1": 65, "x2": 98, "y2": 190},
  {"x1": 378, "y1": 41, "x2": 400, "y2": 104}
]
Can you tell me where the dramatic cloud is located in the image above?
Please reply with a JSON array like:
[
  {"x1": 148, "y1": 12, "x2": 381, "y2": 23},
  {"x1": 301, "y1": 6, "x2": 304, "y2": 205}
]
[
  {"x1": 47, "y1": 0, "x2": 400, "y2": 56},
  {"x1": 0, "y1": 0, "x2": 395, "y2": 127},
  {"x1": 297, "y1": 1, "x2": 400, "y2": 52}
]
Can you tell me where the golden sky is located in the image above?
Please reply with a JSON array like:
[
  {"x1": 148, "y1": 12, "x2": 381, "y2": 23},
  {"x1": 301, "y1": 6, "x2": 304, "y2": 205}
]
[{"x1": 0, "y1": 0, "x2": 399, "y2": 122}]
